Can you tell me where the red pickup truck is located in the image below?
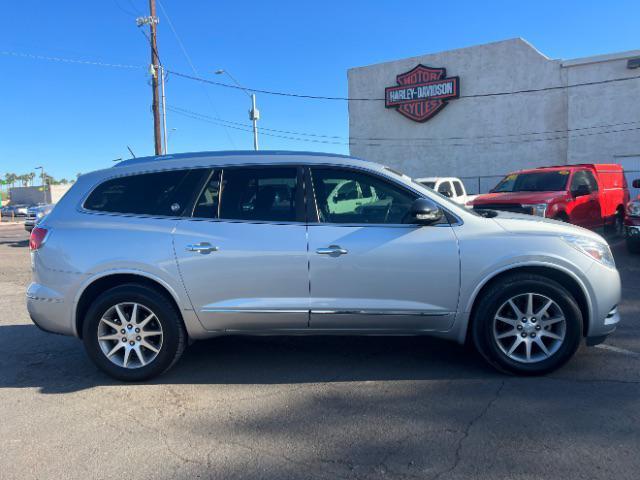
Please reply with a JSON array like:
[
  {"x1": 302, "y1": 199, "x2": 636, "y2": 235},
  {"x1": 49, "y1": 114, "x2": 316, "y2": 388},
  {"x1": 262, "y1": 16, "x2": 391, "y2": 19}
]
[{"x1": 471, "y1": 164, "x2": 629, "y2": 231}]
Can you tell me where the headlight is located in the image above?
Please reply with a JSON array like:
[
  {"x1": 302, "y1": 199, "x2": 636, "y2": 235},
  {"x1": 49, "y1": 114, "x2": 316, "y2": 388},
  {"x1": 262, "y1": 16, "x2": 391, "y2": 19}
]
[
  {"x1": 627, "y1": 201, "x2": 640, "y2": 218},
  {"x1": 562, "y1": 236, "x2": 615, "y2": 269},
  {"x1": 36, "y1": 211, "x2": 45, "y2": 218},
  {"x1": 522, "y1": 203, "x2": 547, "y2": 217}
]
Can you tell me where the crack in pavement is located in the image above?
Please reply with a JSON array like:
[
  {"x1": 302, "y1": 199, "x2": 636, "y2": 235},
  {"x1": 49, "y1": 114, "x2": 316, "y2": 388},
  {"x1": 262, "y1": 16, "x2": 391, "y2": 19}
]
[{"x1": 430, "y1": 380, "x2": 506, "y2": 480}]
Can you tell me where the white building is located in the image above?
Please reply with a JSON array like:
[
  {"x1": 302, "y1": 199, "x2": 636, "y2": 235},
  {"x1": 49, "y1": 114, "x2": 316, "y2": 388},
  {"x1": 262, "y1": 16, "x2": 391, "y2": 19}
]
[{"x1": 348, "y1": 38, "x2": 640, "y2": 193}]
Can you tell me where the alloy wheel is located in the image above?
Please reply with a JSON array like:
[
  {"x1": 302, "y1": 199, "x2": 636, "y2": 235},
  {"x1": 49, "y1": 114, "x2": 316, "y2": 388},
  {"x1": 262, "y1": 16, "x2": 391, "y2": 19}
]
[
  {"x1": 492, "y1": 293, "x2": 566, "y2": 363},
  {"x1": 97, "y1": 302, "x2": 163, "y2": 369}
]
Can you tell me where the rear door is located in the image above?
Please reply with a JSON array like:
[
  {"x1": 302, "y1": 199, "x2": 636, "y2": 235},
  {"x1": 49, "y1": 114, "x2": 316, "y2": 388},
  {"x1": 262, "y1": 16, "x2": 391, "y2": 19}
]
[
  {"x1": 307, "y1": 166, "x2": 460, "y2": 332},
  {"x1": 173, "y1": 165, "x2": 309, "y2": 331}
]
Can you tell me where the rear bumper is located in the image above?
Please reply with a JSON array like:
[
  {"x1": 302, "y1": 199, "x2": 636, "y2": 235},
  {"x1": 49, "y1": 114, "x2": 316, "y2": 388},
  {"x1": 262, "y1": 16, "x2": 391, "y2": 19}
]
[{"x1": 26, "y1": 283, "x2": 75, "y2": 336}]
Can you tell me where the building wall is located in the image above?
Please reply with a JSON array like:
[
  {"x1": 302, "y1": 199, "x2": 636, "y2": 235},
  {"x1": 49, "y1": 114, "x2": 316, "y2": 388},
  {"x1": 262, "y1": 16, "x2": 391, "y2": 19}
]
[
  {"x1": 348, "y1": 38, "x2": 640, "y2": 193},
  {"x1": 9, "y1": 184, "x2": 71, "y2": 205}
]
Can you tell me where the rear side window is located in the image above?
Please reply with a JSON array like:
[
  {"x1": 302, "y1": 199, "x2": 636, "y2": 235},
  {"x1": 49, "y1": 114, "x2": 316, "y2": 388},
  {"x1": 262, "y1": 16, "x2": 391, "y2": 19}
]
[
  {"x1": 84, "y1": 169, "x2": 209, "y2": 216},
  {"x1": 437, "y1": 181, "x2": 454, "y2": 198},
  {"x1": 453, "y1": 181, "x2": 464, "y2": 196},
  {"x1": 218, "y1": 167, "x2": 299, "y2": 222}
]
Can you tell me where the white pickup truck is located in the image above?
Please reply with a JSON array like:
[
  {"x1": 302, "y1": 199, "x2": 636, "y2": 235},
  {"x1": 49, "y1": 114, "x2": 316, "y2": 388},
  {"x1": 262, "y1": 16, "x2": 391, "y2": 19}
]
[{"x1": 414, "y1": 177, "x2": 476, "y2": 205}]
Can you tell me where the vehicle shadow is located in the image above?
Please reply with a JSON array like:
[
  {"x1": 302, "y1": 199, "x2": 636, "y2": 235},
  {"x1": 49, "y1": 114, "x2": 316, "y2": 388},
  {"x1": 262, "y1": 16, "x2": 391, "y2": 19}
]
[
  {"x1": 0, "y1": 323, "x2": 499, "y2": 393},
  {"x1": 0, "y1": 238, "x2": 29, "y2": 248}
]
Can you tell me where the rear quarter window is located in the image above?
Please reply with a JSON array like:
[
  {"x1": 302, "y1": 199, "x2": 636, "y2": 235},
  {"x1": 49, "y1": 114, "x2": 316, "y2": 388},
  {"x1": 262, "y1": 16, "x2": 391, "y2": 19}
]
[{"x1": 84, "y1": 169, "x2": 210, "y2": 216}]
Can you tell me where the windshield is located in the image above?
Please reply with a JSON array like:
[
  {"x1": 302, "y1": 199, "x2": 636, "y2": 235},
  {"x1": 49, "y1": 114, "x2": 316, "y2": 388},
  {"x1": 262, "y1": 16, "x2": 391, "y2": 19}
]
[{"x1": 492, "y1": 171, "x2": 569, "y2": 192}]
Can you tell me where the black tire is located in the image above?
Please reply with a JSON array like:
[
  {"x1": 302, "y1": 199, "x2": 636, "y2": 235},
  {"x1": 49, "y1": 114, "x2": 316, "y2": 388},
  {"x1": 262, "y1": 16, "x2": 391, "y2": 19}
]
[
  {"x1": 605, "y1": 209, "x2": 624, "y2": 237},
  {"x1": 471, "y1": 273, "x2": 583, "y2": 376},
  {"x1": 627, "y1": 238, "x2": 640, "y2": 254},
  {"x1": 82, "y1": 283, "x2": 186, "y2": 381}
]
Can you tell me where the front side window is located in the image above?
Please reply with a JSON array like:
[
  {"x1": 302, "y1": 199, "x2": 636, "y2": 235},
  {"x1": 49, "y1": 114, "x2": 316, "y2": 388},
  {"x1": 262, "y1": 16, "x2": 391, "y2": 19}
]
[
  {"x1": 192, "y1": 170, "x2": 222, "y2": 218},
  {"x1": 84, "y1": 169, "x2": 209, "y2": 216},
  {"x1": 570, "y1": 170, "x2": 599, "y2": 193},
  {"x1": 219, "y1": 167, "x2": 299, "y2": 222},
  {"x1": 311, "y1": 168, "x2": 417, "y2": 224},
  {"x1": 438, "y1": 181, "x2": 454, "y2": 198}
]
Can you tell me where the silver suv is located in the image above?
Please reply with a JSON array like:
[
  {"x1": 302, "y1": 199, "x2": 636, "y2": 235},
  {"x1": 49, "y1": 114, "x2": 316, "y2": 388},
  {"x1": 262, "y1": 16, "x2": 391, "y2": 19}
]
[{"x1": 27, "y1": 151, "x2": 621, "y2": 381}]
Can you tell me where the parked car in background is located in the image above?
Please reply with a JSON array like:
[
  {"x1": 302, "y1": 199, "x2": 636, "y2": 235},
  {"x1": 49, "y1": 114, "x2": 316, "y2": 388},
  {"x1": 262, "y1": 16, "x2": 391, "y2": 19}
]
[
  {"x1": 415, "y1": 177, "x2": 475, "y2": 205},
  {"x1": 1, "y1": 203, "x2": 29, "y2": 218},
  {"x1": 24, "y1": 204, "x2": 55, "y2": 232},
  {"x1": 28, "y1": 151, "x2": 621, "y2": 381},
  {"x1": 625, "y1": 179, "x2": 640, "y2": 253},
  {"x1": 470, "y1": 164, "x2": 629, "y2": 232}
]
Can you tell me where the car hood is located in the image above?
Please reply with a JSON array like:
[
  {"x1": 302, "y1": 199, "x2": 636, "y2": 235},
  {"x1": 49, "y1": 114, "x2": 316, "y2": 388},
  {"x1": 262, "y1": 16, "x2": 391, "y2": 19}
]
[
  {"x1": 473, "y1": 190, "x2": 567, "y2": 205},
  {"x1": 489, "y1": 210, "x2": 606, "y2": 243}
]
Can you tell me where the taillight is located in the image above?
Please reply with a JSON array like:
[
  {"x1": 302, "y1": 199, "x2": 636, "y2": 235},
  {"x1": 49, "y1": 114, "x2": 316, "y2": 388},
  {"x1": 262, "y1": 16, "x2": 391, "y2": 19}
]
[{"x1": 30, "y1": 226, "x2": 48, "y2": 250}]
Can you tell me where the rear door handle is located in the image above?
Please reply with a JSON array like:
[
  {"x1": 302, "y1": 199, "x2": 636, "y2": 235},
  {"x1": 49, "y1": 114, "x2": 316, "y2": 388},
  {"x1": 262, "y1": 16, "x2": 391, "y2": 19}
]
[
  {"x1": 185, "y1": 242, "x2": 218, "y2": 254},
  {"x1": 316, "y1": 245, "x2": 348, "y2": 256}
]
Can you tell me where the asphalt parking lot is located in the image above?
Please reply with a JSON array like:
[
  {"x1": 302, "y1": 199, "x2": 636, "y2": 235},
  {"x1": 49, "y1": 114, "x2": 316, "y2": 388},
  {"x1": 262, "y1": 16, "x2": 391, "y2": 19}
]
[{"x1": 0, "y1": 222, "x2": 638, "y2": 480}]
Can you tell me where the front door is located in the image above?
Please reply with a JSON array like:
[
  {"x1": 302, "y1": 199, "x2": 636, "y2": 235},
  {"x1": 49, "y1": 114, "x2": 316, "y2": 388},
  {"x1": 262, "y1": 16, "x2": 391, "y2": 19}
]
[
  {"x1": 569, "y1": 169, "x2": 602, "y2": 228},
  {"x1": 307, "y1": 167, "x2": 460, "y2": 332},
  {"x1": 173, "y1": 166, "x2": 309, "y2": 331}
]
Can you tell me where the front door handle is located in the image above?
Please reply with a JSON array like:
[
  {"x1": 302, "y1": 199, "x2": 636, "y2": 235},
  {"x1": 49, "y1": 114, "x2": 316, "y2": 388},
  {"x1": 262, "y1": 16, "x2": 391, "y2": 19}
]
[
  {"x1": 185, "y1": 242, "x2": 219, "y2": 254},
  {"x1": 316, "y1": 245, "x2": 348, "y2": 256}
]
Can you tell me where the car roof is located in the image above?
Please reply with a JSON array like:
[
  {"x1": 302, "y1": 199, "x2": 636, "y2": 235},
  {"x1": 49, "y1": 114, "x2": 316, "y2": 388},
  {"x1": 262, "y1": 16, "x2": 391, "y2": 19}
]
[
  {"x1": 115, "y1": 150, "x2": 357, "y2": 168},
  {"x1": 415, "y1": 177, "x2": 460, "y2": 182}
]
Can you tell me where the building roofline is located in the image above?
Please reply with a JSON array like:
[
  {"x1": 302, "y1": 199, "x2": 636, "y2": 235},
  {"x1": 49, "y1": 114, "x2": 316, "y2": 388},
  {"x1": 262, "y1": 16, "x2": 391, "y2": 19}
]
[
  {"x1": 348, "y1": 38, "x2": 545, "y2": 72},
  {"x1": 561, "y1": 49, "x2": 640, "y2": 68}
]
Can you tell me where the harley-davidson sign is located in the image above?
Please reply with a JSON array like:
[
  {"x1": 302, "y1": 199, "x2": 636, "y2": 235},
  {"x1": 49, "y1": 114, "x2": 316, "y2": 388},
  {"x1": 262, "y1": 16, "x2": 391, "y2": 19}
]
[{"x1": 385, "y1": 65, "x2": 460, "y2": 122}]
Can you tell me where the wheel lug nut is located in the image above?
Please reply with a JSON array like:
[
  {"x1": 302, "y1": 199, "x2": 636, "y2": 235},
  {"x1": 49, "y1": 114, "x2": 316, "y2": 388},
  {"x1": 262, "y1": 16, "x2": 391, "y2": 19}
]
[
  {"x1": 535, "y1": 325, "x2": 541, "y2": 330},
  {"x1": 127, "y1": 324, "x2": 133, "y2": 329},
  {"x1": 521, "y1": 332, "x2": 527, "y2": 338},
  {"x1": 522, "y1": 318, "x2": 527, "y2": 323},
  {"x1": 129, "y1": 341, "x2": 135, "y2": 346},
  {"x1": 120, "y1": 329, "x2": 126, "y2": 334},
  {"x1": 122, "y1": 337, "x2": 127, "y2": 342},
  {"x1": 531, "y1": 332, "x2": 536, "y2": 338},
  {"x1": 136, "y1": 336, "x2": 141, "y2": 341},
  {"x1": 531, "y1": 318, "x2": 537, "y2": 323},
  {"x1": 517, "y1": 325, "x2": 523, "y2": 330}
]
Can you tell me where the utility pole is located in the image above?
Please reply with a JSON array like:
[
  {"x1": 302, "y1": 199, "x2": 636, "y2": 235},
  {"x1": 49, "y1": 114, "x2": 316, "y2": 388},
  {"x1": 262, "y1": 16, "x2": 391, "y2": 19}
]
[{"x1": 137, "y1": 1, "x2": 162, "y2": 156}]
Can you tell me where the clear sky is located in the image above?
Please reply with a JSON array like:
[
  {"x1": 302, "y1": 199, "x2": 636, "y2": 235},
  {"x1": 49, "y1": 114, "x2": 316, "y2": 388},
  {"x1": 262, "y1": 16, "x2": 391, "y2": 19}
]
[{"x1": 0, "y1": 0, "x2": 638, "y2": 180}]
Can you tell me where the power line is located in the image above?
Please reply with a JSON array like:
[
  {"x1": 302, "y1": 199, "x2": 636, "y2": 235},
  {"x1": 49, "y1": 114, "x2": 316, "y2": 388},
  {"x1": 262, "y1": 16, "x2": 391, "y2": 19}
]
[
  {"x1": 168, "y1": 104, "x2": 640, "y2": 144},
  {"x1": 5, "y1": 48, "x2": 639, "y2": 103},
  {"x1": 167, "y1": 69, "x2": 640, "y2": 101},
  {"x1": 156, "y1": 0, "x2": 236, "y2": 148},
  {"x1": 168, "y1": 105, "x2": 640, "y2": 148},
  {"x1": 0, "y1": 50, "x2": 143, "y2": 69}
]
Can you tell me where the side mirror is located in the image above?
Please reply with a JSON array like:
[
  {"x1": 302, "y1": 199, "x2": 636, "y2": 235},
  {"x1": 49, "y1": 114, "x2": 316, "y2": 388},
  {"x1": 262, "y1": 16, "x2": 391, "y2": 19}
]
[
  {"x1": 633, "y1": 179, "x2": 640, "y2": 189},
  {"x1": 572, "y1": 184, "x2": 591, "y2": 197},
  {"x1": 409, "y1": 198, "x2": 444, "y2": 225}
]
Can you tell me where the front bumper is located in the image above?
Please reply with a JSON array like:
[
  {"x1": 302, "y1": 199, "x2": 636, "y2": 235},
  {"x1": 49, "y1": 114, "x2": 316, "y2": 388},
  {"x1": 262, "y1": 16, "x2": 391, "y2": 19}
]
[
  {"x1": 583, "y1": 260, "x2": 622, "y2": 340},
  {"x1": 625, "y1": 224, "x2": 640, "y2": 240}
]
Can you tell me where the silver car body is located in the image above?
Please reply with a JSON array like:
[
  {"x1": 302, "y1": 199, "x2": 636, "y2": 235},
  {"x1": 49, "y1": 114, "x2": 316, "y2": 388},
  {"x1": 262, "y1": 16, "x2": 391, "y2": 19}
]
[{"x1": 27, "y1": 151, "x2": 621, "y2": 345}]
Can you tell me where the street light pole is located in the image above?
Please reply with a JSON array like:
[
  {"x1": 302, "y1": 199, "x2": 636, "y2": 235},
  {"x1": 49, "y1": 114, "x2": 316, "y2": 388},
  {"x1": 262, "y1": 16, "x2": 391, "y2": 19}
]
[
  {"x1": 215, "y1": 70, "x2": 259, "y2": 150},
  {"x1": 35, "y1": 166, "x2": 45, "y2": 204}
]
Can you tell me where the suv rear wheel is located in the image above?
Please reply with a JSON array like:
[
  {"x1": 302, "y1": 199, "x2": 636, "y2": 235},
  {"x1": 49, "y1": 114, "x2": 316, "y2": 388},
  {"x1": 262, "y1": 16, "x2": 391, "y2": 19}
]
[
  {"x1": 82, "y1": 284, "x2": 186, "y2": 381},
  {"x1": 472, "y1": 273, "x2": 582, "y2": 375}
]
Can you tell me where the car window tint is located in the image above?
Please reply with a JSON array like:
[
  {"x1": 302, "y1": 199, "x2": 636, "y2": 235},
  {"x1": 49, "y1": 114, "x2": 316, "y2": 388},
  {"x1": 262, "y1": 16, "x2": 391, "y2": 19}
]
[
  {"x1": 84, "y1": 169, "x2": 209, "y2": 216},
  {"x1": 192, "y1": 170, "x2": 222, "y2": 218},
  {"x1": 311, "y1": 168, "x2": 417, "y2": 224},
  {"x1": 453, "y1": 181, "x2": 464, "y2": 196},
  {"x1": 219, "y1": 167, "x2": 298, "y2": 222}
]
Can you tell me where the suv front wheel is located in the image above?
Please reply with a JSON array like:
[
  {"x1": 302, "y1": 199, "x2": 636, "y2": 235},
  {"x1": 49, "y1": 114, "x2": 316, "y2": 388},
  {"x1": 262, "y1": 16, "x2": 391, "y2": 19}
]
[
  {"x1": 472, "y1": 273, "x2": 582, "y2": 375},
  {"x1": 82, "y1": 284, "x2": 186, "y2": 381}
]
